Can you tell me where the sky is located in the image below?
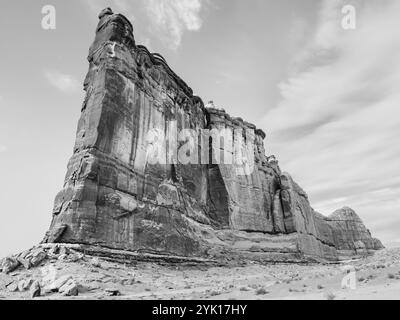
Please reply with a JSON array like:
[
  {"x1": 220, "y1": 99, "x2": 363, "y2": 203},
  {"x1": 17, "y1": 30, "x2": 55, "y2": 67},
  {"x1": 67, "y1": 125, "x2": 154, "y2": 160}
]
[{"x1": 0, "y1": 0, "x2": 399, "y2": 257}]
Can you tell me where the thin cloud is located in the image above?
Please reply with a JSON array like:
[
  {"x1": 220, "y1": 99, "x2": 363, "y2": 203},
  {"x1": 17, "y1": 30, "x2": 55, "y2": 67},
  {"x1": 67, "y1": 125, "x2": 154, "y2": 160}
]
[
  {"x1": 262, "y1": 0, "x2": 400, "y2": 242},
  {"x1": 145, "y1": 0, "x2": 204, "y2": 49},
  {"x1": 45, "y1": 71, "x2": 81, "y2": 93}
]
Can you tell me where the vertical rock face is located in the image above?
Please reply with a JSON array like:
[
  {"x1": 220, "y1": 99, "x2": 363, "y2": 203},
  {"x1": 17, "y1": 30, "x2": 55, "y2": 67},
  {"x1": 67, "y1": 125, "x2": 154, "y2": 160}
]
[{"x1": 43, "y1": 8, "x2": 383, "y2": 262}]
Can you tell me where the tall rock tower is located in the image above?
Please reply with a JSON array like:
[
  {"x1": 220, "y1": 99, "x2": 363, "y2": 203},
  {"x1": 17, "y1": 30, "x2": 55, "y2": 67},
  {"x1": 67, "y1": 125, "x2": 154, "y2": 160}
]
[{"x1": 43, "y1": 9, "x2": 383, "y2": 262}]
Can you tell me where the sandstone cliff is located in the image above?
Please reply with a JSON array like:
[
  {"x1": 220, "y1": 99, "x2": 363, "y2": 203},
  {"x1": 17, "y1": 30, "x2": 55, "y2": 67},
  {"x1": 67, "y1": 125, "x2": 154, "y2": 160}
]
[{"x1": 42, "y1": 8, "x2": 383, "y2": 262}]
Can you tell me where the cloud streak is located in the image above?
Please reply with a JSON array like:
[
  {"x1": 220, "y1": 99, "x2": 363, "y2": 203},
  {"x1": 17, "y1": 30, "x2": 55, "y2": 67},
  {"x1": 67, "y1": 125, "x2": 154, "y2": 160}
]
[
  {"x1": 262, "y1": 0, "x2": 400, "y2": 244},
  {"x1": 45, "y1": 71, "x2": 81, "y2": 93},
  {"x1": 145, "y1": 0, "x2": 203, "y2": 49}
]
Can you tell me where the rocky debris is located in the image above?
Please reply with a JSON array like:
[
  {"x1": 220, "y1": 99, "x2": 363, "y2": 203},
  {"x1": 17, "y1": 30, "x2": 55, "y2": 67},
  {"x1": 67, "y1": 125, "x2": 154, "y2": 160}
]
[
  {"x1": 104, "y1": 288, "x2": 121, "y2": 296},
  {"x1": 18, "y1": 279, "x2": 33, "y2": 292},
  {"x1": 1, "y1": 249, "x2": 50, "y2": 275},
  {"x1": 44, "y1": 274, "x2": 73, "y2": 293},
  {"x1": 17, "y1": 257, "x2": 31, "y2": 270},
  {"x1": 58, "y1": 254, "x2": 68, "y2": 261},
  {"x1": 39, "y1": 7, "x2": 382, "y2": 263},
  {"x1": 48, "y1": 244, "x2": 60, "y2": 256},
  {"x1": 0, "y1": 247, "x2": 399, "y2": 300},
  {"x1": 120, "y1": 271, "x2": 136, "y2": 285},
  {"x1": 59, "y1": 246, "x2": 69, "y2": 256},
  {"x1": 67, "y1": 251, "x2": 84, "y2": 262},
  {"x1": 89, "y1": 257, "x2": 101, "y2": 268},
  {"x1": 1, "y1": 257, "x2": 20, "y2": 274},
  {"x1": 30, "y1": 281, "x2": 41, "y2": 298},
  {"x1": 28, "y1": 249, "x2": 47, "y2": 267},
  {"x1": 59, "y1": 279, "x2": 79, "y2": 296},
  {"x1": 6, "y1": 282, "x2": 18, "y2": 292}
]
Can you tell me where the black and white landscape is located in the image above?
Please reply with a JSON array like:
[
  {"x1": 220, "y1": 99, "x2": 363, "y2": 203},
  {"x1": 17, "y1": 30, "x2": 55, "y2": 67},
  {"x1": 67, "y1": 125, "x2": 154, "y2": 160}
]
[{"x1": 0, "y1": 0, "x2": 399, "y2": 301}]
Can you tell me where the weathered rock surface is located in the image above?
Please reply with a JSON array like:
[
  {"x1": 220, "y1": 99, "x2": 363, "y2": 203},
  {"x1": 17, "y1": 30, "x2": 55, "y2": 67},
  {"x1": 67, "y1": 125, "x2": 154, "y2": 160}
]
[
  {"x1": 1, "y1": 257, "x2": 20, "y2": 274},
  {"x1": 30, "y1": 281, "x2": 41, "y2": 298},
  {"x1": 59, "y1": 279, "x2": 79, "y2": 296},
  {"x1": 40, "y1": 8, "x2": 383, "y2": 262}
]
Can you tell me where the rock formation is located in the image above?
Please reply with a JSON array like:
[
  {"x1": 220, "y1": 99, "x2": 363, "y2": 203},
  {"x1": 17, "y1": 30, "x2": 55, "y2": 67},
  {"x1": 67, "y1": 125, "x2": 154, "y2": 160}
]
[{"x1": 42, "y1": 8, "x2": 383, "y2": 263}]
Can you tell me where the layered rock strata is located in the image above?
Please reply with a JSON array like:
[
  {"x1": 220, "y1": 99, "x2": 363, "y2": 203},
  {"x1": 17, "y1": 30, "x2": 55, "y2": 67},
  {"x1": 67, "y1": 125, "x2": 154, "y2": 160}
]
[{"x1": 42, "y1": 8, "x2": 383, "y2": 262}]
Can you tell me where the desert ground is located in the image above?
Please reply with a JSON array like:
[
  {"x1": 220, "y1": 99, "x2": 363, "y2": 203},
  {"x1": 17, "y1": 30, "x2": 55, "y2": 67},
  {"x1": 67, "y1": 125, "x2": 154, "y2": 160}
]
[{"x1": 1, "y1": 246, "x2": 399, "y2": 300}]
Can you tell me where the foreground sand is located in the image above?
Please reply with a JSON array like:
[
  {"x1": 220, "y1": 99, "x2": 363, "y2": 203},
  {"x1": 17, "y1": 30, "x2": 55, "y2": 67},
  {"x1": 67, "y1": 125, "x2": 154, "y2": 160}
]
[{"x1": 1, "y1": 247, "x2": 399, "y2": 300}]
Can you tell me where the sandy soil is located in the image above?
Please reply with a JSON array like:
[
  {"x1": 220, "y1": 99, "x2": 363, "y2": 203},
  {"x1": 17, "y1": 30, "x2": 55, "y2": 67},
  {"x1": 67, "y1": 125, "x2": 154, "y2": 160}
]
[{"x1": 1, "y1": 248, "x2": 399, "y2": 300}]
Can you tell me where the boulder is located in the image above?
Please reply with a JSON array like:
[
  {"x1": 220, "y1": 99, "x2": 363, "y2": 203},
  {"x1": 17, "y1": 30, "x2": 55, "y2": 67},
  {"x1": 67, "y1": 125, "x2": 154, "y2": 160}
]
[
  {"x1": 29, "y1": 250, "x2": 47, "y2": 267},
  {"x1": 1, "y1": 257, "x2": 20, "y2": 274},
  {"x1": 105, "y1": 288, "x2": 121, "y2": 296},
  {"x1": 48, "y1": 244, "x2": 60, "y2": 256},
  {"x1": 6, "y1": 282, "x2": 18, "y2": 292},
  {"x1": 44, "y1": 274, "x2": 72, "y2": 293},
  {"x1": 18, "y1": 279, "x2": 33, "y2": 292},
  {"x1": 66, "y1": 251, "x2": 83, "y2": 262},
  {"x1": 59, "y1": 279, "x2": 79, "y2": 296},
  {"x1": 30, "y1": 281, "x2": 41, "y2": 298},
  {"x1": 59, "y1": 246, "x2": 69, "y2": 256},
  {"x1": 17, "y1": 257, "x2": 31, "y2": 270},
  {"x1": 90, "y1": 257, "x2": 101, "y2": 268}
]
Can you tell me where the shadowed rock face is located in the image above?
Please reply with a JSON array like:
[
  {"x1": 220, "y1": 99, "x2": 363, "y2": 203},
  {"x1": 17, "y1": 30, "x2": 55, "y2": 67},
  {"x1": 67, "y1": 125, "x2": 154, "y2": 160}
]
[{"x1": 42, "y1": 8, "x2": 383, "y2": 262}]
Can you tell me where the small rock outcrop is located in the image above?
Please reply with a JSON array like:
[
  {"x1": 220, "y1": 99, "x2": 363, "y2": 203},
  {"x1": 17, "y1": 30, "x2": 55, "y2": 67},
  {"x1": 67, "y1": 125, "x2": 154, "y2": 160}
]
[{"x1": 40, "y1": 8, "x2": 382, "y2": 262}]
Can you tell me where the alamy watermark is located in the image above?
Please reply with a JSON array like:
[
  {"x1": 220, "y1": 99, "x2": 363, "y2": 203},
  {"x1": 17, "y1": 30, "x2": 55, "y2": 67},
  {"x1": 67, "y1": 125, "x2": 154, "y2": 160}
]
[
  {"x1": 342, "y1": 5, "x2": 356, "y2": 30},
  {"x1": 144, "y1": 121, "x2": 257, "y2": 176},
  {"x1": 41, "y1": 5, "x2": 56, "y2": 30},
  {"x1": 341, "y1": 265, "x2": 357, "y2": 290}
]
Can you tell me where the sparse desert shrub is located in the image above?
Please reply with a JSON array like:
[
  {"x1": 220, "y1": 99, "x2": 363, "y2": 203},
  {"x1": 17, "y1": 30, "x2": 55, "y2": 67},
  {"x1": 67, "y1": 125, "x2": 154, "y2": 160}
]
[
  {"x1": 317, "y1": 284, "x2": 324, "y2": 290},
  {"x1": 255, "y1": 288, "x2": 269, "y2": 295},
  {"x1": 240, "y1": 287, "x2": 250, "y2": 291},
  {"x1": 357, "y1": 276, "x2": 365, "y2": 282},
  {"x1": 388, "y1": 273, "x2": 395, "y2": 279}
]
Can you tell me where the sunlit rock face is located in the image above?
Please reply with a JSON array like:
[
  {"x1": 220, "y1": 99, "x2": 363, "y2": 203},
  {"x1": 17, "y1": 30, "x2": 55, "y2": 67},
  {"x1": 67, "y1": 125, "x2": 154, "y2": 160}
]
[{"x1": 42, "y1": 8, "x2": 383, "y2": 262}]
